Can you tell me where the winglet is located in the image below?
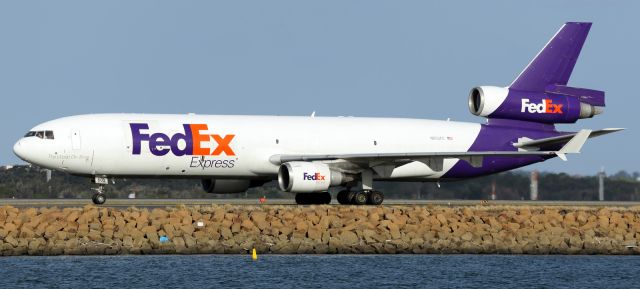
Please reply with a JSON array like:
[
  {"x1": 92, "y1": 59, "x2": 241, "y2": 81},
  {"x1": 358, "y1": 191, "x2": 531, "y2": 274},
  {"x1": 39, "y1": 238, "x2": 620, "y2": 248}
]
[{"x1": 556, "y1": 129, "x2": 592, "y2": 160}]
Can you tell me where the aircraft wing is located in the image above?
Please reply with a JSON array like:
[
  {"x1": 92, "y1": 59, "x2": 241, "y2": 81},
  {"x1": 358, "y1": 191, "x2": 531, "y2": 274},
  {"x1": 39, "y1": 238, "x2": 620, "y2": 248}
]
[
  {"x1": 271, "y1": 150, "x2": 557, "y2": 172},
  {"x1": 269, "y1": 129, "x2": 599, "y2": 172}
]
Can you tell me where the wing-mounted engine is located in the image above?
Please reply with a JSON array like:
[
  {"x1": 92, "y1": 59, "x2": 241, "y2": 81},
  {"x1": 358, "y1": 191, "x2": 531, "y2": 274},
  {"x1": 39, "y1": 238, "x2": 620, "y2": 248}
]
[{"x1": 278, "y1": 161, "x2": 352, "y2": 193}]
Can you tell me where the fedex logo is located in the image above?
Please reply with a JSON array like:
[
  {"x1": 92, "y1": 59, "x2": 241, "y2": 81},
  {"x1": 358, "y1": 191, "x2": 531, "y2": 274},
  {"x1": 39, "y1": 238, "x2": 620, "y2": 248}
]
[
  {"x1": 130, "y1": 123, "x2": 235, "y2": 157},
  {"x1": 521, "y1": 99, "x2": 563, "y2": 114},
  {"x1": 303, "y1": 172, "x2": 326, "y2": 181}
]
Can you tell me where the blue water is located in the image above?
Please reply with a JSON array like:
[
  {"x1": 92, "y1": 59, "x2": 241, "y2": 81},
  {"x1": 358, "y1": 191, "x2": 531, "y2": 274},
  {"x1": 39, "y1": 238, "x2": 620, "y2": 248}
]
[{"x1": 1, "y1": 255, "x2": 639, "y2": 288}]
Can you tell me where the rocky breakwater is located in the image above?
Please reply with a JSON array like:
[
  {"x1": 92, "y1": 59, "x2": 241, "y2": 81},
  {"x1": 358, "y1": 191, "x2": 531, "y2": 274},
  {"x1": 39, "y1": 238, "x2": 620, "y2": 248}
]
[{"x1": 0, "y1": 204, "x2": 639, "y2": 255}]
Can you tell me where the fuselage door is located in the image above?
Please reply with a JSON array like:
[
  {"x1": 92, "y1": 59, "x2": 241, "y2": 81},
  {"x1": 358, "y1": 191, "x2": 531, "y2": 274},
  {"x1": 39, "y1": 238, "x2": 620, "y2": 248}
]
[{"x1": 71, "y1": 129, "x2": 81, "y2": 150}]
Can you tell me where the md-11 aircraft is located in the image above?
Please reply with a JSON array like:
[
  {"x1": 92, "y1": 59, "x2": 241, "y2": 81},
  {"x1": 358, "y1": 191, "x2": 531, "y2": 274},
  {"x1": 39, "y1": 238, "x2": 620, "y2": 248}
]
[{"x1": 13, "y1": 22, "x2": 621, "y2": 205}]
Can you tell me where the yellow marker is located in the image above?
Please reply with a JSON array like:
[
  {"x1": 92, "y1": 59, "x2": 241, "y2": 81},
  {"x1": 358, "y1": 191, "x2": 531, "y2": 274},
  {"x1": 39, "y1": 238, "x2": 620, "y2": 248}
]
[{"x1": 252, "y1": 248, "x2": 258, "y2": 260}]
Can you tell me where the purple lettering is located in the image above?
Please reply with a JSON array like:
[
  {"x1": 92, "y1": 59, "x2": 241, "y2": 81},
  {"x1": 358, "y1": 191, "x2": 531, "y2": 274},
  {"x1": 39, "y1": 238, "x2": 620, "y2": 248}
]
[
  {"x1": 149, "y1": 133, "x2": 171, "y2": 156},
  {"x1": 130, "y1": 123, "x2": 150, "y2": 155},
  {"x1": 170, "y1": 124, "x2": 193, "y2": 156}
]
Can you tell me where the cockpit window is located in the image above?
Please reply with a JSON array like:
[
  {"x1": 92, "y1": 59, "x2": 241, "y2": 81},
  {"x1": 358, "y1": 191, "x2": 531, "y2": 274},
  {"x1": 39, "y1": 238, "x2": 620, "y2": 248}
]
[
  {"x1": 24, "y1": 130, "x2": 54, "y2": 139},
  {"x1": 45, "y1": 131, "x2": 54, "y2": 139}
]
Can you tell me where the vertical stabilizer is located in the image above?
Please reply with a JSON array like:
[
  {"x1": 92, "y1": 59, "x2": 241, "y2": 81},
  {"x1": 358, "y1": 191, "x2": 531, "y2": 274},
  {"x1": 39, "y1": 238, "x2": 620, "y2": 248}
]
[{"x1": 510, "y1": 22, "x2": 591, "y2": 92}]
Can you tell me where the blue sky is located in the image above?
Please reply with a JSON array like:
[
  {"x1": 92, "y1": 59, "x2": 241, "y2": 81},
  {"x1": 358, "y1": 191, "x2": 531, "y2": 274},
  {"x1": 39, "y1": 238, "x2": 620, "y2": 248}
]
[{"x1": 0, "y1": 1, "x2": 637, "y2": 175}]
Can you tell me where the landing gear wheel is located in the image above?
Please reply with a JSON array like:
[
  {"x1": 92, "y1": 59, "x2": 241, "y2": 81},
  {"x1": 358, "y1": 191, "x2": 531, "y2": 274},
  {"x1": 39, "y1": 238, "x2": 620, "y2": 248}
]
[
  {"x1": 92, "y1": 193, "x2": 106, "y2": 205},
  {"x1": 368, "y1": 191, "x2": 384, "y2": 205},
  {"x1": 346, "y1": 191, "x2": 356, "y2": 204},
  {"x1": 321, "y1": 192, "x2": 331, "y2": 204},
  {"x1": 337, "y1": 190, "x2": 351, "y2": 205},
  {"x1": 295, "y1": 192, "x2": 331, "y2": 205},
  {"x1": 295, "y1": 193, "x2": 307, "y2": 204},
  {"x1": 352, "y1": 191, "x2": 368, "y2": 205}
]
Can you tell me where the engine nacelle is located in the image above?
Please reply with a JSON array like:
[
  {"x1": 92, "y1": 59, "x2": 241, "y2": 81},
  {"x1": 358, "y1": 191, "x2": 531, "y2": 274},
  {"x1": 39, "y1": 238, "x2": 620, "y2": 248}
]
[
  {"x1": 468, "y1": 86, "x2": 604, "y2": 124},
  {"x1": 201, "y1": 179, "x2": 251, "y2": 194},
  {"x1": 278, "y1": 162, "x2": 345, "y2": 193}
]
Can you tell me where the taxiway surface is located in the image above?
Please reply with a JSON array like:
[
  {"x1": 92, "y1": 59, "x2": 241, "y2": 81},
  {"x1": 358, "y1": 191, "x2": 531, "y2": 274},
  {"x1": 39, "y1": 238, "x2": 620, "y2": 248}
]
[{"x1": 1, "y1": 198, "x2": 639, "y2": 208}]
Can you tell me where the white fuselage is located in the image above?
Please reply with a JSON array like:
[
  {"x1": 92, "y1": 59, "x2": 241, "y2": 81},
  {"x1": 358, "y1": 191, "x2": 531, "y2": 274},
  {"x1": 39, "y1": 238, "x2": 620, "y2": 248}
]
[{"x1": 13, "y1": 114, "x2": 482, "y2": 180}]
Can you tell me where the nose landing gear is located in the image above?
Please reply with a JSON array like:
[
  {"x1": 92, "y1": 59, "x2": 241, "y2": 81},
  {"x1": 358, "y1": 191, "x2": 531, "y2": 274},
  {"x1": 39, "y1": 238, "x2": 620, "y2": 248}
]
[
  {"x1": 91, "y1": 186, "x2": 107, "y2": 205},
  {"x1": 91, "y1": 176, "x2": 110, "y2": 205}
]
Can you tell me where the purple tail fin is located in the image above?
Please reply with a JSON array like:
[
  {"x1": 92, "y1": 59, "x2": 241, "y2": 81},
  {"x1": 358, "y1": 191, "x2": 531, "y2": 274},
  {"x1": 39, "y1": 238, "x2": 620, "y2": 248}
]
[
  {"x1": 510, "y1": 22, "x2": 591, "y2": 92},
  {"x1": 469, "y1": 22, "x2": 605, "y2": 125}
]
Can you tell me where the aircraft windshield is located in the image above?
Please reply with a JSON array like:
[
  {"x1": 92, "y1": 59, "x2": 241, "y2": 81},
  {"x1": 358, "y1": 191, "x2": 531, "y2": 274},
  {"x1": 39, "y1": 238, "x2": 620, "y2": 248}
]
[{"x1": 24, "y1": 130, "x2": 54, "y2": 139}]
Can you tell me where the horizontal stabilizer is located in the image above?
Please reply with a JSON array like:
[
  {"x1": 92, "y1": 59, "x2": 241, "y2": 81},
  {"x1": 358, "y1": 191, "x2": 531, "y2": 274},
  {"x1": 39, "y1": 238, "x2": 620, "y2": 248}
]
[{"x1": 514, "y1": 128, "x2": 623, "y2": 150}]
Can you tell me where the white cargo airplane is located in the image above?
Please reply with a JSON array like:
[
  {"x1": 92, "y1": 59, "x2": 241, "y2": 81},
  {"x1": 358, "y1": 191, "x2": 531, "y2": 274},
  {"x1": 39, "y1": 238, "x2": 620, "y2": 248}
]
[{"x1": 13, "y1": 22, "x2": 621, "y2": 205}]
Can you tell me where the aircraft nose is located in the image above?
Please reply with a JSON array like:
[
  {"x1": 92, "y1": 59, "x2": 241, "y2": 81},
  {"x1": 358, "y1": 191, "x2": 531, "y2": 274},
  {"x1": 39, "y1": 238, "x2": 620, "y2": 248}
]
[{"x1": 13, "y1": 139, "x2": 26, "y2": 161}]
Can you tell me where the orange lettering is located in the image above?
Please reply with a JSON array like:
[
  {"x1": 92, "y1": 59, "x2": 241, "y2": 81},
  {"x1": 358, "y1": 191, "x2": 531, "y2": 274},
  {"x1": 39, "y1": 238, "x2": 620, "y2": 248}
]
[
  {"x1": 190, "y1": 124, "x2": 210, "y2": 155},
  {"x1": 211, "y1": 134, "x2": 235, "y2": 156},
  {"x1": 545, "y1": 99, "x2": 554, "y2": 113},
  {"x1": 553, "y1": 104, "x2": 563, "y2": 113}
]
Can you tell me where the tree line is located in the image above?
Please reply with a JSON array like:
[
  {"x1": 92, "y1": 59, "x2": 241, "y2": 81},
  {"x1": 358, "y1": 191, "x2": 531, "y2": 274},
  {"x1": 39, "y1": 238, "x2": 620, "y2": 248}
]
[{"x1": 1, "y1": 165, "x2": 639, "y2": 201}]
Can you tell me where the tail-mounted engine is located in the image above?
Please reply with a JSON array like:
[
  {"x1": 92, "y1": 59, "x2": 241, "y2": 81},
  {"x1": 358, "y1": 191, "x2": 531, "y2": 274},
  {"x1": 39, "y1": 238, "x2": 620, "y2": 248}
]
[
  {"x1": 468, "y1": 85, "x2": 604, "y2": 124},
  {"x1": 468, "y1": 22, "x2": 605, "y2": 124}
]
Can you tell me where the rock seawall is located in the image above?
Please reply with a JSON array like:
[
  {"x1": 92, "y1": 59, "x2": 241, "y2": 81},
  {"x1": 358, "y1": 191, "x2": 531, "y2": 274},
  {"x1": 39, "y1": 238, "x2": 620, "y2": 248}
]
[{"x1": 1, "y1": 205, "x2": 639, "y2": 255}]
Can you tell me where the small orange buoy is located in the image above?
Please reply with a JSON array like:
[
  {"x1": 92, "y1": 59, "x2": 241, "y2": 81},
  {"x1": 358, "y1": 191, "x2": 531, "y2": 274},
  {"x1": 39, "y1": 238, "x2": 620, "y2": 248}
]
[{"x1": 252, "y1": 248, "x2": 258, "y2": 260}]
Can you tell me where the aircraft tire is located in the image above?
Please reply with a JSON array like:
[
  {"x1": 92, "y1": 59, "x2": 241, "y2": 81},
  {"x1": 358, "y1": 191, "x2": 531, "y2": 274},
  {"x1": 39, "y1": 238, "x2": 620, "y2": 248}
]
[
  {"x1": 352, "y1": 191, "x2": 368, "y2": 205},
  {"x1": 337, "y1": 190, "x2": 350, "y2": 205},
  {"x1": 346, "y1": 191, "x2": 356, "y2": 204},
  {"x1": 295, "y1": 193, "x2": 307, "y2": 205},
  {"x1": 368, "y1": 191, "x2": 384, "y2": 205},
  {"x1": 296, "y1": 193, "x2": 330, "y2": 205},
  {"x1": 92, "y1": 193, "x2": 106, "y2": 205},
  {"x1": 321, "y1": 192, "x2": 331, "y2": 204}
]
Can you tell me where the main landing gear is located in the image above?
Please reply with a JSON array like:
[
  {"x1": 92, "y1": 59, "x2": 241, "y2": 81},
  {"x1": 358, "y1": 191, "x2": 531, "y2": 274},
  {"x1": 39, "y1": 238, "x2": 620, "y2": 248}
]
[
  {"x1": 336, "y1": 190, "x2": 384, "y2": 205},
  {"x1": 335, "y1": 169, "x2": 385, "y2": 205},
  {"x1": 295, "y1": 192, "x2": 332, "y2": 205},
  {"x1": 293, "y1": 190, "x2": 384, "y2": 205},
  {"x1": 294, "y1": 169, "x2": 386, "y2": 206}
]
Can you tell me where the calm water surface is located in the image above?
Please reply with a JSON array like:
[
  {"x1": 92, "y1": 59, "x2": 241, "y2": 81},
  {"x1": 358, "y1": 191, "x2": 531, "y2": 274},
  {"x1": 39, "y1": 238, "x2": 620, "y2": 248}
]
[{"x1": 1, "y1": 255, "x2": 639, "y2": 288}]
